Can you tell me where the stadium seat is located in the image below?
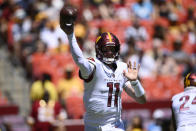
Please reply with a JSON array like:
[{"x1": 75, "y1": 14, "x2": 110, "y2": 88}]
[
  {"x1": 154, "y1": 17, "x2": 169, "y2": 28},
  {"x1": 140, "y1": 20, "x2": 154, "y2": 37},
  {"x1": 0, "y1": 92, "x2": 8, "y2": 105},
  {"x1": 65, "y1": 96, "x2": 85, "y2": 119},
  {"x1": 183, "y1": 42, "x2": 195, "y2": 54},
  {"x1": 69, "y1": 0, "x2": 83, "y2": 8},
  {"x1": 101, "y1": 19, "x2": 117, "y2": 32},
  {"x1": 125, "y1": 0, "x2": 137, "y2": 7},
  {"x1": 88, "y1": 20, "x2": 101, "y2": 28},
  {"x1": 31, "y1": 53, "x2": 51, "y2": 79},
  {"x1": 120, "y1": 20, "x2": 132, "y2": 28}
]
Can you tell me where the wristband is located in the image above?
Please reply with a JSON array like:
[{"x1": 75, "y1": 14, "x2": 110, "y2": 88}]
[{"x1": 130, "y1": 80, "x2": 145, "y2": 97}]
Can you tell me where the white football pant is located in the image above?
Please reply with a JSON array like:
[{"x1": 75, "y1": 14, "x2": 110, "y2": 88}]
[{"x1": 85, "y1": 120, "x2": 125, "y2": 131}]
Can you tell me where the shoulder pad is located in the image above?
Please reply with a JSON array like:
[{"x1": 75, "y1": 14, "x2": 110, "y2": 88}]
[{"x1": 87, "y1": 57, "x2": 96, "y2": 65}]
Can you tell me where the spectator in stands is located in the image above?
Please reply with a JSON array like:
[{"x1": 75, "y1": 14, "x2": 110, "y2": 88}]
[
  {"x1": 114, "y1": 0, "x2": 130, "y2": 20},
  {"x1": 57, "y1": 64, "x2": 83, "y2": 100},
  {"x1": 153, "y1": 24, "x2": 166, "y2": 41},
  {"x1": 28, "y1": 40, "x2": 48, "y2": 79},
  {"x1": 127, "y1": 49, "x2": 156, "y2": 78},
  {"x1": 155, "y1": 51, "x2": 179, "y2": 76},
  {"x1": 150, "y1": 39, "x2": 163, "y2": 61},
  {"x1": 0, "y1": 122, "x2": 12, "y2": 131},
  {"x1": 33, "y1": 40, "x2": 48, "y2": 54},
  {"x1": 156, "y1": 1, "x2": 170, "y2": 19},
  {"x1": 40, "y1": 20, "x2": 68, "y2": 49},
  {"x1": 126, "y1": 115, "x2": 146, "y2": 131},
  {"x1": 98, "y1": 2, "x2": 112, "y2": 19},
  {"x1": 147, "y1": 109, "x2": 164, "y2": 131},
  {"x1": 186, "y1": 20, "x2": 196, "y2": 45},
  {"x1": 50, "y1": 38, "x2": 69, "y2": 54},
  {"x1": 82, "y1": 2, "x2": 94, "y2": 22},
  {"x1": 11, "y1": 6, "x2": 27, "y2": 43},
  {"x1": 30, "y1": 73, "x2": 58, "y2": 102},
  {"x1": 171, "y1": 40, "x2": 189, "y2": 64},
  {"x1": 28, "y1": 91, "x2": 67, "y2": 131},
  {"x1": 184, "y1": 54, "x2": 196, "y2": 75},
  {"x1": 83, "y1": 39, "x2": 95, "y2": 58},
  {"x1": 125, "y1": 18, "x2": 148, "y2": 42},
  {"x1": 89, "y1": 0, "x2": 104, "y2": 6},
  {"x1": 132, "y1": 0, "x2": 154, "y2": 20},
  {"x1": 121, "y1": 37, "x2": 136, "y2": 62}
]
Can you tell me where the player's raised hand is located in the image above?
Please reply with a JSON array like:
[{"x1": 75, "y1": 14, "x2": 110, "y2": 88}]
[
  {"x1": 60, "y1": 4, "x2": 77, "y2": 35},
  {"x1": 123, "y1": 61, "x2": 140, "y2": 81}
]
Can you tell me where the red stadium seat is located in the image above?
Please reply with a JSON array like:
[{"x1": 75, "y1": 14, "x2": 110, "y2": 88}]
[
  {"x1": 183, "y1": 42, "x2": 195, "y2": 54},
  {"x1": 65, "y1": 96, "x2": 85, "y2": 119},
  {"x1": 31, "y1": 53, "x2": 51, "y2": 79},
  {"x1": 125, "y1": 0, "x2": 137, "y2": 7},
  {"x1": 139, "y1": 20, "x2": 154, "y2": 37},
  {"x1": 182, "y1": 0, "x2": 196, "y2": 10},
  {"x1": 120, "y1": 20, "x2": 132, "y2": 28},
  {"x1": 154, "y1": 17, "x2": 169, "y2": 28},
  {"x1": 88, "y1": 20, "x2": 101, "y2": 28},
  {"x1": 69, "y1": 0, "x2": 83, "y2": 8},
  {"x1": 101, "y1": 19, "x2": 117, "y2": 32}
]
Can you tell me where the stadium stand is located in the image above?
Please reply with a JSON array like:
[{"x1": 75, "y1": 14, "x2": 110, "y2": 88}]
[{"x1": 0, "y1": 0, "x2": 195, "y2": 130}]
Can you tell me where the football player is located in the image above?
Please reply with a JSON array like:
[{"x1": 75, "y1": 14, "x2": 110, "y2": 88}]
[
  {"x1": 171, "y1": 72, "x2": 196, "y2": 131},
  {"x1": 60, "y1": 14, "x2": 146, "y2": 131}
]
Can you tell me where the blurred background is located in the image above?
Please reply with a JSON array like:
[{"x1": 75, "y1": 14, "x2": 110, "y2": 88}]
[{"x1": 0, "y1": 0, "x2": 195, "y2": 131}]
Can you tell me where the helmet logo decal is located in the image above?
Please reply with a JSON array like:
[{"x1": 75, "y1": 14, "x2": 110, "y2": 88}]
[
  {"x1": 185, "y1": 73, "x2": 191, "y2": 87},
  {"x1": 184, "y1": 72, "x2": 196, "y2": 88},
  {"x1": 107, "y1": 32, "x2": 112, "y2": 42},
  {"x1": 96, "y1": 36, "x2": 101, "y2": 44}
]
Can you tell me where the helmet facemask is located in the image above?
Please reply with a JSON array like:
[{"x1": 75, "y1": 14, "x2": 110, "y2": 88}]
[{"x1": 101, "y1": 42, "x2": 119, "y2": 64}]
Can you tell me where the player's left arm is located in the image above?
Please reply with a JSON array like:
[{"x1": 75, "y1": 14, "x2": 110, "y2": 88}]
[{"x1": 123, "y1": 61, "x2": 146, "y2": 104}]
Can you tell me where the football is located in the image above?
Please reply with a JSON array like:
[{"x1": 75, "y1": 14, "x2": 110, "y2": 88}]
[{"x1": 60, "y1": 4, "x2": 78, "y2": 27}]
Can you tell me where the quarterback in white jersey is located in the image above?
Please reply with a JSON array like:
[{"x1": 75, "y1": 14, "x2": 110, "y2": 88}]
[
  {"x1": 171, "y1": 72, "x2": 196, "y2": 131},
  {"x1": 60, "y1": 13, "x2": 146, "y2": 131}
]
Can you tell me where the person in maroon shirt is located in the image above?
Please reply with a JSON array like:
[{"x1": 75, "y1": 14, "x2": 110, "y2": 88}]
[{"x1": 28, "y1": 91, "x2": 66, "y2": 131}]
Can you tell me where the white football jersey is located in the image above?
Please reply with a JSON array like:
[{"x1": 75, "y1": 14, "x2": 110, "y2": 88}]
[
  {"x1": 80, "y1": 58, "x2": 128, "y2": 126},
  {"x1": 171, "y1": 87, "x2": 196, "y2": 129}
]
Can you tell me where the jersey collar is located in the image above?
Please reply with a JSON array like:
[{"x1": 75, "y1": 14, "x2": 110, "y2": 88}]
[{"x1": 185, "y1": 86, "x2": 196, "y2": 91}]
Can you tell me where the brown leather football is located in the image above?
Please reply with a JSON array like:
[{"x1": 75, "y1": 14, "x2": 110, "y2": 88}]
[{"x1": 60, "y1": 4, "x2": 78, "y2": 27}]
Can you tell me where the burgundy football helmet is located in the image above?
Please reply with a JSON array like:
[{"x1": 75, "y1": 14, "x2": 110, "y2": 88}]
[
  {"x1": 95, "y1": 32, "x2": 120, "y2": 64},
  {"x1": 184, "y1": 72, "x2": 196, "y2": 88}
]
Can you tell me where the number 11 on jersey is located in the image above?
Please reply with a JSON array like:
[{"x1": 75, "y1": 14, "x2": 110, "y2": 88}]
[{"x1": 107, "y1": 82, "x2": 120, "y2": 107}]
